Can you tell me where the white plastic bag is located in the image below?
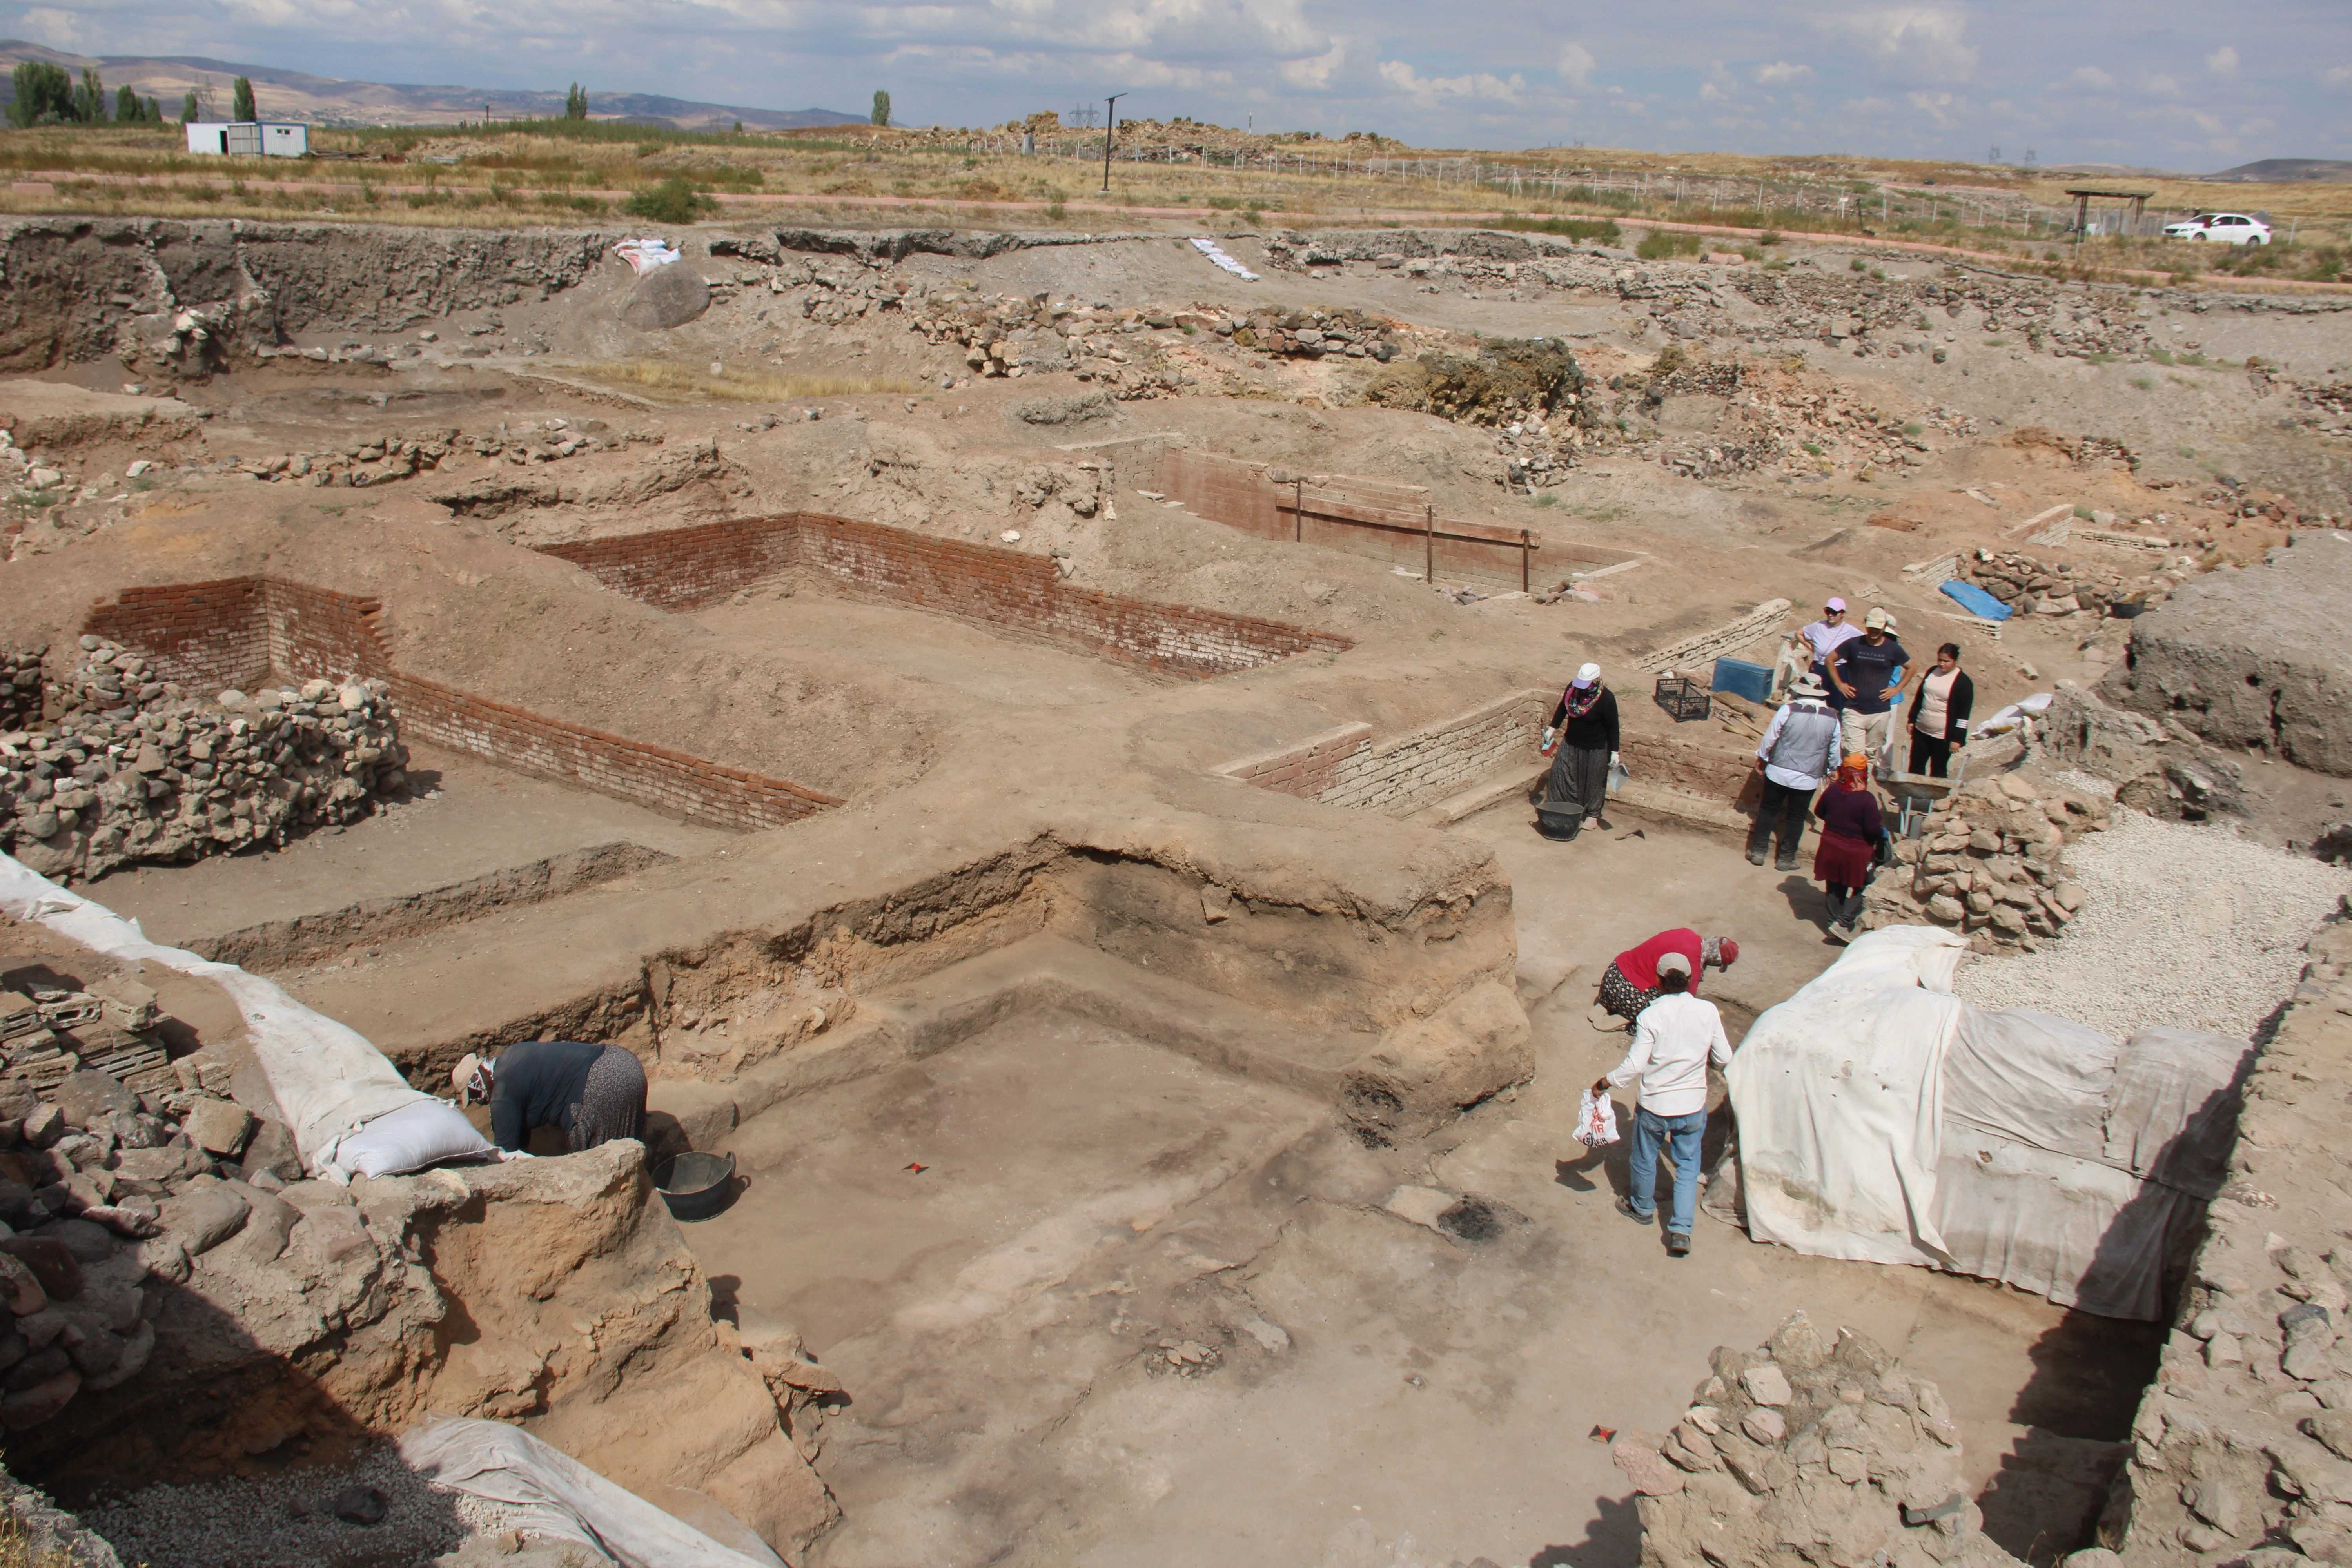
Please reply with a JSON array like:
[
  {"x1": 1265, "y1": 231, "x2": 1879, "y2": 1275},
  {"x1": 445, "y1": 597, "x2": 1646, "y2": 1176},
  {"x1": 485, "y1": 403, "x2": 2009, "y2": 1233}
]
[
  {"x1": 1575, "y1": 1087, "x2": 1621, "y2": 1149},
  {"x1": 1606, "y1": 758, "x2": 1629, "y2": 797},
  {"x1": 332, "y1": 1098, "x2": 495, "y2": 1178}
]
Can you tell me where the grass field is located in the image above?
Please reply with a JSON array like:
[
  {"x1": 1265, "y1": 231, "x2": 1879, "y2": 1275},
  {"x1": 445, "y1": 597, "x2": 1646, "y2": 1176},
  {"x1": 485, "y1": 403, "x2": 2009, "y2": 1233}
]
[{"x1": 0, "y1": 119, "x2": 2343, "y2": 284}]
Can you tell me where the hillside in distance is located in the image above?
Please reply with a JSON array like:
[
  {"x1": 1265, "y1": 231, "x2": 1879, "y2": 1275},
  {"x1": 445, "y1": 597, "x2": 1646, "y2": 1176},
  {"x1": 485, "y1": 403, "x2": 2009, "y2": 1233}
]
[{"x1": 0, "y1": 40, "x2": 864, "y2": 130}]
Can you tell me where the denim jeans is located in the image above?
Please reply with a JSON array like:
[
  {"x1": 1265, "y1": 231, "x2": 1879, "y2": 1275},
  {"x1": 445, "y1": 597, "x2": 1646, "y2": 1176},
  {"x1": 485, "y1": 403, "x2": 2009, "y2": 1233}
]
[{"x1": 1629, "y1": 1104, "x2": 1708, "y2": 1234}]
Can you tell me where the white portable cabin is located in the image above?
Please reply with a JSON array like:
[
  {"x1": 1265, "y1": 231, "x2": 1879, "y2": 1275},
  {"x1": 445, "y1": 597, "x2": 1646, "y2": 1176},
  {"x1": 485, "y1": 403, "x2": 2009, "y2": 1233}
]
[{"x1": 184, "y1": 122, "x2": 310, "y2": 158}]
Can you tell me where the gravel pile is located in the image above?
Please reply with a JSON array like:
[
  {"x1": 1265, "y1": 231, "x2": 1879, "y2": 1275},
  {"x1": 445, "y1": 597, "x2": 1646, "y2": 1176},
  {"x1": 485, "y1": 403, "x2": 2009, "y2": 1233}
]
[
  {"x1": 87, "y1": 1441, "x2": 499, "y2": 1568},
  {"x1": 1952, "y1": 791, "x2": 2352, "y2": 1040}
]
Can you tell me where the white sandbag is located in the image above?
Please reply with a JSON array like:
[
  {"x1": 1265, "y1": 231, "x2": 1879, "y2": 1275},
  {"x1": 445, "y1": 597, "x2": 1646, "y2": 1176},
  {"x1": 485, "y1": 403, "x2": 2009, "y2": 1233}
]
[
  {"x1": 332, "y1": 1098, "x2": 494, "y2": 1179},
  {"x1": 0, "y1": 853, "x2": 429, "y2": 1174},
  {"x1": 398, "y1": 1414, "x2": 784, "y2": 1568}
]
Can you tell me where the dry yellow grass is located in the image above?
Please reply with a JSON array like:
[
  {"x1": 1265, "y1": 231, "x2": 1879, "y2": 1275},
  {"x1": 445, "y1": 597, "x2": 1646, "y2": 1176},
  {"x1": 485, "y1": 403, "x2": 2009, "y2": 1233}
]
[{"x1": 557, "y1": 359, "x2": 922, "y2": 404}]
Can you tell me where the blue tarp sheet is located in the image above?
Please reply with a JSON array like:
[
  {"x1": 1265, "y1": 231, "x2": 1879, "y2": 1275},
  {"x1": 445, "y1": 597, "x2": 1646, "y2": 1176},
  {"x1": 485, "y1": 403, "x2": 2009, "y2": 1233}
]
[{"x1": 1940, "y1": 580, "x2": 2012, "y2": 621}]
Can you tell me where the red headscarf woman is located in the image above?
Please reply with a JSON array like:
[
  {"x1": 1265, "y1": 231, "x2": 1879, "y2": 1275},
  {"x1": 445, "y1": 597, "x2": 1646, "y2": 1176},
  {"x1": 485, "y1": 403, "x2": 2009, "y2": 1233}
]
[{"x1": 1810, "y1": 752, "x2": 1885, "y2": 944}]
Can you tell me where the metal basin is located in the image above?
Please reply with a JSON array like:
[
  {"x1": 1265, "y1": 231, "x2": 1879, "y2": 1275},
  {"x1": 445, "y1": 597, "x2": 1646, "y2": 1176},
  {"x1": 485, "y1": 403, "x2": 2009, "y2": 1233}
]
[{"x1": 652, "y1": 1151, "x2": 738, "y2": 1222}]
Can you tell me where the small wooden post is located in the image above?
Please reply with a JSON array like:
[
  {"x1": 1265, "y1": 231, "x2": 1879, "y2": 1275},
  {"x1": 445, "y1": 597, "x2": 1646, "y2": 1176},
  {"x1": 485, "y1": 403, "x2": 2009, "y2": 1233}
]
[
  {"x1": 1294, "y1": 478, "x2": 1304, "y2": 542},
  {"x1": 1425, "y1": 504, "x2": 1435, "y2": 583},
  {"x1": 1521, "y1": 529, "x2": 1531, "y2": 593}
]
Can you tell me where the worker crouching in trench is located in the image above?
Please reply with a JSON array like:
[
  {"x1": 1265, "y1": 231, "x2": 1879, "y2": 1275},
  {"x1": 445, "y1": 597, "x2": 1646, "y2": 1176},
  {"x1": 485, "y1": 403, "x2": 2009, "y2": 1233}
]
[{"x1": 454, "y1": 1042, "x2": 648, "y2": 1154}]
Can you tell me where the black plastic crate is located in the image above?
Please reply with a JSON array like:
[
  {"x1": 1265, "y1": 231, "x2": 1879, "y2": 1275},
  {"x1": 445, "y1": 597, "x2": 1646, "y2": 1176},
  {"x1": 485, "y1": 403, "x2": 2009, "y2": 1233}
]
[{"x1": 1653, "y1": 675, "x2": 1713, "y2": 723}]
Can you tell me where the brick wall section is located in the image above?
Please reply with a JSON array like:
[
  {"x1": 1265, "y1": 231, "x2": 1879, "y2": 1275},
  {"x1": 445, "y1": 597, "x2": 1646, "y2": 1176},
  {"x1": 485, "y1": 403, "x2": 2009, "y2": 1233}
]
[
  {"x1": 387, "y1": 671, "x2": 836, "y2": 830},
  {"x1": 539, "y1": 516, "x2": 800, "y2": 612},
  {"x1": 1624, "y1": 730, "x2": 1753, "y2": 802},
  {"x1": 1220, "y1": 690, "x2": 1756, "y2": 819},
  {"x1": 82, "y1": 579, "x2": 269, "y2": 694},
  {"x1": 264, "y1": 580, "x2": 396, "y2": 683},
  {"x1": 1218, "y1": 690, "x2": 1551, "y2": 817},
  {"x1": 82, "y1": 575, "x2": 838, "y2": 833},
  {"x1": 1154, "y1": 448, "x2": 1575, "y2": 593},
  {"x1": 534, "y1": 512, "x2": 1351, "y2": 680}
]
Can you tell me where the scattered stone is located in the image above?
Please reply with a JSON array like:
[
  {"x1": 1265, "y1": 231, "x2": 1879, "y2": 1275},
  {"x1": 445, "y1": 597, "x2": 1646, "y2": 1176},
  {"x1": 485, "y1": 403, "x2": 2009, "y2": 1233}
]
[{"x1": 186, "y1": 1096, "x2": 256, "y2": 1158}]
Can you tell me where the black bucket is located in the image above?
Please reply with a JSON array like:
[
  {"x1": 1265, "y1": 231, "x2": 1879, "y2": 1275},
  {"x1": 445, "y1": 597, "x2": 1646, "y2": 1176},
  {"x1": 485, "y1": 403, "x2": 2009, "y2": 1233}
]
[{"x1": 653, "y1": 1151, "x2": 738, "y2": 1222}]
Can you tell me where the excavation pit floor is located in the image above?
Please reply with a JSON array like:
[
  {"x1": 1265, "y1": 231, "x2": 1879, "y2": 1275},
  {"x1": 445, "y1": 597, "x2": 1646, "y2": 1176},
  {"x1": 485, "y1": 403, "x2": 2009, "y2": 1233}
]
[
  {"x1": 690, "y1": 593, "x2": 1168, "y2": 711},
  {"x1": 90, "y1": 742, "x2": 731, "y2": 971},
  {"x1": 691, "y1": 1007, "x2": 2157, "y2": 1568}
]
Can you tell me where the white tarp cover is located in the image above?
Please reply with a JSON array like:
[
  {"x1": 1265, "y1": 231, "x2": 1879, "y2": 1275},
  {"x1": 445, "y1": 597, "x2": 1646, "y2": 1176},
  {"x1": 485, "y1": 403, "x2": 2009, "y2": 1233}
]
[
  {"x1": 399, "y1": 1416, "x2": 785, "y2": 1568},
  {"x1": 1724, "y1": 924, "x2": 2248, "y2": 1319},
  {"x1": 1727, "y1": 926, "x2": 1969, "y2": 1268},
  {"x1": 0, "y1": 852, "x2": 430, "y2": 1174},
  {"x1": 1189, "y1": 237, "x2": 1260, "y2": 279}
]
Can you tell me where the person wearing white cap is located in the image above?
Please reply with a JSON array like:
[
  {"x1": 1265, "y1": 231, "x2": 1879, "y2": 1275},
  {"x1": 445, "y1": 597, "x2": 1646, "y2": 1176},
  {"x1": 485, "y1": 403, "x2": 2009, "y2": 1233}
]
[
  {"x1": 1829, "y1": 608, "x2": 1913, "y2": 761},
  {"x1": 1537, "y1": 662, "x2": 1619, "y2": 840},
  {"x1": 1798, "y1": 597, "x2": 1862, "y2": 672},
  {"x1": 1592, "y1": 949, "x2": 1731, "y2": 1257},
  {"x1": 1746, "y1": 669, "x2": 1842, "y2": 869}
]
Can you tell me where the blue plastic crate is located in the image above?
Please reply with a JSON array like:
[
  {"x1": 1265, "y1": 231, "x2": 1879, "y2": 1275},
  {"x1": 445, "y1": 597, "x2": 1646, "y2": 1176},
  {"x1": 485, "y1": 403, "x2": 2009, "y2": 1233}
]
[{"x1": 1711, "y1": 657, "x2": 1774, "y2": 704}]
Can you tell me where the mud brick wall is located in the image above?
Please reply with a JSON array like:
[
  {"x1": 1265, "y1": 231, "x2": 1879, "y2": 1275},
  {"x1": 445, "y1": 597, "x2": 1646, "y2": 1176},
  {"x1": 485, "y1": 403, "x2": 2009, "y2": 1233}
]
[
  {"x1": 539, "y1": 512, "x2": 1350, "y2": 680},
  {"x1": 1321, "y1": 690, "x2": 1548, "y2": 812},
  {"x1": 539, "y1": 516, "x2": 800, "y2": 612},
  {"x1": 1218, "y1": 690, "x2": 1551, "y2": 817},
  {"x1": 264, "y1": 581, "x2": 395, "y2": 681},
  {"x1": 1156, "y1": 448, "x2": 1283, "y2": 539},
  {"x1": 1623, "y1": 730, "x2": 1752, "y2": 801},
  {"x1": 387, "y1": 673, "x2": 837, "y2": 831},
  {"x1": 81, "y1": 574, "x2": 838, "y2": 833},
  {"x1": 82, "y1": 579, "x2": 270, "y2": 693}
]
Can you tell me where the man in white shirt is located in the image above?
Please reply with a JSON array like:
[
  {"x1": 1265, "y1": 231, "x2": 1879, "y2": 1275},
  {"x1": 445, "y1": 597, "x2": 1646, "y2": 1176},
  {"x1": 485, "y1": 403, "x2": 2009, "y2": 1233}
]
[{"x1": 1591, "y1": 952, "x2": 1732, "y2": 1256}]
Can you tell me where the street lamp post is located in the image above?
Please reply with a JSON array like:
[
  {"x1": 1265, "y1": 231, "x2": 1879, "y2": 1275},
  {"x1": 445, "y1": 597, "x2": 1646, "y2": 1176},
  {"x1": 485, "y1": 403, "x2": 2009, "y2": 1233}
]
[{"x1": 1100, "y1": 93, "x2": 1126, "y2": 194}]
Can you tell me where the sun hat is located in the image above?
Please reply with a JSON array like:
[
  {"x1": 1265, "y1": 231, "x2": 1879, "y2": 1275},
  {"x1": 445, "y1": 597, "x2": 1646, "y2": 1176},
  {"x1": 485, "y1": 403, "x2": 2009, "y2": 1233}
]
[
  {"x1": 1788, "y1": 672, "x2": 1827, "y2": 699},
  {"x1": 1864, "y1": 607, "x2": 1891, "y2": 630},
  {"x1": 1655, "y1": 951, "x2": 1694, "y2": 979},
  {"x1": 1572, "y1": 661, "x2": 1601, "y2": 688}
]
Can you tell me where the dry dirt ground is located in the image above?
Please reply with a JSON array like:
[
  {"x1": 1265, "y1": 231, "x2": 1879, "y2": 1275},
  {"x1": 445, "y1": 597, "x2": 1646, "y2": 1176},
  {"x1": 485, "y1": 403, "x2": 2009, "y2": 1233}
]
[{"x1": 3, "y1": 216, "x2": 2347, "y2": 1566}]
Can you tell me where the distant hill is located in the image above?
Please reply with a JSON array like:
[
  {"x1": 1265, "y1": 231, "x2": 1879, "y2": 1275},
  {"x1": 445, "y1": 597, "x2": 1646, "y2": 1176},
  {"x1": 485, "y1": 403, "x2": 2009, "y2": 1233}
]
[
  {"x1": 2207, "y1": 159, "x2": 2352, "y2": 183},
  {"x1": 0, "y1": 40, "x2": 864, "y2": 131}
]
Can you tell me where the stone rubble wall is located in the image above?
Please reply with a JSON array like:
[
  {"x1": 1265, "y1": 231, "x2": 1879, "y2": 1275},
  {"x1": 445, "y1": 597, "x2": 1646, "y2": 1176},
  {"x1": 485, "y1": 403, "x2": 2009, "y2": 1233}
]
[
  {"x1": 1, "y1": 637, "x2": 402, "y2": 883},
  {"x1": 1615, "y1": 1310, "x2": 2029, "y2": 1568},
  {"x1": 2100, "y1": 912, "x2": 2352, "y2": 1565}
]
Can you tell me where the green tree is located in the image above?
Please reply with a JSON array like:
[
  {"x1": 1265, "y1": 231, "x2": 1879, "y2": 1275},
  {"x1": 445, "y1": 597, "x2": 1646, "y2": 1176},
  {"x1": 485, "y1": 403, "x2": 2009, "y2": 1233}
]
[
  {"x1": 564, "y1": 82, "x2": 588, "y2": 120},
  {"x1": 870, "y1": 89, "x2": 889, "y2": 126},
  {"x1": 181, "y1": 90, "x2": 200, "y2": 123},
  {"x1": 146, "y1": 96, "x2": 162, "y2": 123},
  {"x1": 116, "y1": 84, "x2": 143, "y2": 122},
  {"x1": 7, "y1": 62, "x2": 74, "y2": 127},
  {"x1": 232, "y1": 74, "x2": 256, "y2": 122},
  {"x1": 622, "y1": 176, "x2": 717, "y2": 224},
  {"x1": 73, "y1": 67, "x2": 104, "y2": 122}
]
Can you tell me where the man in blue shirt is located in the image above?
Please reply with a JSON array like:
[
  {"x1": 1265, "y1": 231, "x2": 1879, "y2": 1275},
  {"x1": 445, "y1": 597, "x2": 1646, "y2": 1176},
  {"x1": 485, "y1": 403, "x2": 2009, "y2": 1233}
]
[{"x1": 1830, "y1": 608, "x2": 1912, "y2": 763}]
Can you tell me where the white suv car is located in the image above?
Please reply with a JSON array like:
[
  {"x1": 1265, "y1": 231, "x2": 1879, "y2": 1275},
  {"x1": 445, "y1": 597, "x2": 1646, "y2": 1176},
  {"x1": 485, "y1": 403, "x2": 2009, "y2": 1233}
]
[{"x1": 2163, "y1": 212, "x2": 2272, "y2": 245}]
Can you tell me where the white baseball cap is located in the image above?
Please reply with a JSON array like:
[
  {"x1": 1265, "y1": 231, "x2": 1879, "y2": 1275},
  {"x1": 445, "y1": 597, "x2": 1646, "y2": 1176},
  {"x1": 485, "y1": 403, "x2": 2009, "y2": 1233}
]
[
  {"x1": 1864, "y1": 607, "x2": 1891, "y2": 630},
  {"x1": 1572, "y1": 662, "x2": 1601, "y2": 688},
  {"x1": 1824, "y1": 597, "x2": 1847, "y2": 612}
]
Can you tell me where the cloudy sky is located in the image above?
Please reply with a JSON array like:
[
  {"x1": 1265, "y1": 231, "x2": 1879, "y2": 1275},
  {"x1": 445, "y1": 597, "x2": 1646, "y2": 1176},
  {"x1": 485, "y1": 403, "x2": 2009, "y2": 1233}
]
[{"x1": 12, "y1": 0, "x2": 2349, "y2": 168}]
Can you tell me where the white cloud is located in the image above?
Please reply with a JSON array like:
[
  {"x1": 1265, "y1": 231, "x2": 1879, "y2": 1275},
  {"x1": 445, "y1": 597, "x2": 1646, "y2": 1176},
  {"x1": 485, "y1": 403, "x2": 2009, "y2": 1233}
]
[
  {"x1": 2327, "y1": 64, "x2": 2352, "y2": 90},
  {"x1": 1817, "y1": 6, "x2": 1978, "y2": 85},
  {"x1": 2205, "y1": 44, "x2": 2238, "y2": 77},
  {"x1": 1700, "y1": 80, "x2": 1724, "y2": 101},
  {"x1": 1557, "y1": 41, "x2": 1595, "y2": 89},
  {"x1": 2144, "y1": 72, "x2": 2181, "y2": 95},
  {"x1": 2069, "y1": 65, "x2": 2113, "y2": 89},
  {"x1": 1753, "y1": 60, "x2": 1814, "y2": 85},
  {"x1": 1376, "y1": 58, "x2": 1523, "y2": 106},
  {"x1": 16, "y1": 6, "x2": 84, "y2": 45}
]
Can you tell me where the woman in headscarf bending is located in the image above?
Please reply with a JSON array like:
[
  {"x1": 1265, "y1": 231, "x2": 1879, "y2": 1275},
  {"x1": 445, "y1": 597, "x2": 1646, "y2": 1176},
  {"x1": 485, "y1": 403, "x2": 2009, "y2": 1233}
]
[
  {"x1": 1537, "y1": 662, "x2": 1619, "y2": 841},
  {"x1": 1811, "y1": 753, "x2": 1886, "y2": 944}
]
